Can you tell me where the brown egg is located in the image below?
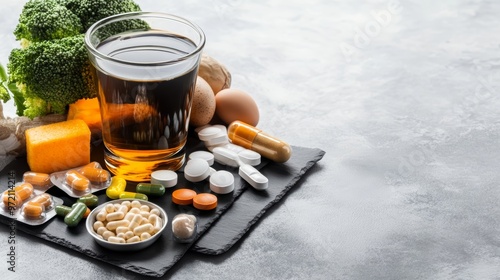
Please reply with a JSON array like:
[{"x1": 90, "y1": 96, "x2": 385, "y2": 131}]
[
  {"x1": 190, "y1": 76, "x2": 216, "y2": 127},
  {"x1": 215, "y1": 89, "x2": 259, "y2": 126}
]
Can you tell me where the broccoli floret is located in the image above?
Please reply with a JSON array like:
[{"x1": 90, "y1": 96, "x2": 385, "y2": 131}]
[
  {"x1": 64, "y1": 0, "x2": 142, "y2": 30},
  {"x1": 8, "y1": 35, "x2": 97, "y2": 118},
  {"x1": 0, "y1": 86, "x2": 8, "y2": 103},
  {"x1": 5, "y1": 0, "x2": 145, "y2": 118},
  {"x1": 14, "y1": 0, "x2": 82, "y2": 43},
  {"x1": 0, "y1": 64, "x2": 10, "y2": 103}
]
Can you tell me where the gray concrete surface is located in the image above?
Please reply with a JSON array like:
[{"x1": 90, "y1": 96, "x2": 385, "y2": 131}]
[{"x1": 2, "y1": 0, "x2": 500, "y2": 279}]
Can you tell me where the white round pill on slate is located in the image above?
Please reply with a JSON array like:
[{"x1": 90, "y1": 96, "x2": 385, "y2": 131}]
[
  {"x1": 197, "y1": 126, "x2": 221, "y2": 141},
  {"x1": 189, "y1": 151, "x2": 215, "y2": 166},
  {"x1": 184, "y1": 159, "x2": 211, "y2": 182},
  {"x1": 210, "y1": 170, "x2": 235, "y2": 194},
  {"x1": 238, "y1": 149, "x2": 261, "y2": 166},
  {"x1": 151, "y1": 170, "x2": 178, "y2": 188}
]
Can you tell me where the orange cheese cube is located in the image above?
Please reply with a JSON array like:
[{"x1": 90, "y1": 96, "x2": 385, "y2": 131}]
[{"x1": 26, "y1": 119, "x2": 91, "y2": 173}]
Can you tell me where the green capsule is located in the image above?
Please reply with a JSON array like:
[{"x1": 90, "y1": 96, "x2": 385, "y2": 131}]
[
  {"x1": 64, "y1": 202, "x2": 86, "y2": 227},
  {"x1": 119, "y1": 191, "x2": 148, "y2": 201},
  {"x1": 77, "y1": 194, "x2": 98, "y2": 207},
  {"x1": 55, "y1": 205, "x2": 72, "y2": 217},
  {"x1": 136, "y1": 183, "x2": 165, "y2": 196}
]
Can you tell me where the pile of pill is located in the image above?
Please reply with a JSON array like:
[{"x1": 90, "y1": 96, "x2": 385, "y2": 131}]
[
  {"x1": 92, "y1": 200, "x2": 164, "y2": 244},
  {"x1": 191, "y1": 124, "x2": 269, "y2": 190}
]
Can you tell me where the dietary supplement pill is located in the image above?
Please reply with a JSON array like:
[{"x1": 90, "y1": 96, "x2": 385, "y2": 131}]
[
  {"x1": 64, "y1": 202, "x2": 86, "y2": 227},
  {"x1": 136, "y1": 183, "x2": 165, "y2": 196}
]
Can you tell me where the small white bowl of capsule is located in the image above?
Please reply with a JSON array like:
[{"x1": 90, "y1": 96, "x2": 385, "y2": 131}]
[{"x1": 86, "y1": 199, "x2": 168, "y2": 251}]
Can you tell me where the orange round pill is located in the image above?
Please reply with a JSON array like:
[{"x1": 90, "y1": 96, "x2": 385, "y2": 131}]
[
  {"x1": 172, "y1": 189, "x2": 197, "y2": 205},
  {"x1": 193, "y1": 193, "x2": 217, "y2": 210}
]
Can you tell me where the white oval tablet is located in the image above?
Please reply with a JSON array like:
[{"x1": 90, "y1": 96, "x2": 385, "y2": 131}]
[
  {"x1": 238, "y1": 149, "x2": 261, "y2": 166},
  {"x1": 189, "y1": 151, "x2": 215, "y2": 166},
  {"x1": 151, "y1": 170, "x2": 178, "y2": 188},
  {"x1": 238, "y1": 164, "x2": 268, "y2": 190},
  {"x1": 210, "y1": 170, "x2": 235, "y2": 194},
  {"x1": 225, "y1": 143, "x2": 245, "y2": 153},
  {"x1": 206, "y1": 142, "x2": 229, "y2": 152},
  {"x1": 184, "y1": 159, "x2": 211, "y2": 182},
  {"x1": 197, "y1": 126, "x2": 221, "y2": 141},
  {"x1": 212, "y1": 147, "x2": 241, "y2": 167}
]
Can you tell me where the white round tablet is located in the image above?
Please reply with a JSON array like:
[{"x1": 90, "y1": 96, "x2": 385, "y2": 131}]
[
  {"x1": 197, "y1": 126, "x2": 221, "y2": 141},
  {"x1": 210, "y1": 170, "x2": 235, "y2": 194},
  {"x1": 238, "y1": 149, "x2": 261, "y2": 166},
  {"x1": 184, "y1": 159, "x2": 211, "y2": 182},
  {"x1": 151, "y1": 170, "x2": 178, "y2": 188},
  {"x1": 188, "y1": 151, "x2": 215, "y2": 166}
]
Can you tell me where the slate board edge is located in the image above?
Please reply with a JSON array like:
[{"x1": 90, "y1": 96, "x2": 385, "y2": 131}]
[{"x1": 192, "y1": 147, "x2": 326, "y2": 255}]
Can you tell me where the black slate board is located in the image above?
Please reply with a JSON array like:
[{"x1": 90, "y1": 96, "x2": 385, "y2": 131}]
[
  {"x1": 192, "y1": 146, "x2": 325, "y2": 254},
  {"x1": 0, "y1": 138, "x2": 324, "y2": 277}
]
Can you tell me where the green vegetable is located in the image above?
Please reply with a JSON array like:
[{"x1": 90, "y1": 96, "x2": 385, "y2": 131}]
[
  {"x1": 4, "y1": 0, "x2": 145, "y2": 118},
  {"x1": 8, "y1": 35, "x2": 96, "y2": 118},
  {"x1": 14, "y1": 0, "x2": 83, "y2": 43},
  {"x1": 64, "y1": 0, "x2": 143, "y2": 30}
]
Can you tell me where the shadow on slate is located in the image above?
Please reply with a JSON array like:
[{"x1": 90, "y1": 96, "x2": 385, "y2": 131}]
[
  {"x1": 0, "y1": 136, "x2": 324, "y2": 277},
  {"x1": 191, "y1": 146, "x2": 326, "y2": 255}
]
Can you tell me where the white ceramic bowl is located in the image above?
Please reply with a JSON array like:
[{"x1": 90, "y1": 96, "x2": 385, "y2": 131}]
[{"x1": 86, "y1": 199, "x2": 168, "y2": 251}]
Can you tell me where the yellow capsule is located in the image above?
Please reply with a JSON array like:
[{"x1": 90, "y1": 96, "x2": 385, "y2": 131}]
[
  {"x1": 119, "y1": 192, "x2": 148, "y2": 201},
  {"x1": 106, "y1": 176, "x2": 127, "y2": 199}
]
